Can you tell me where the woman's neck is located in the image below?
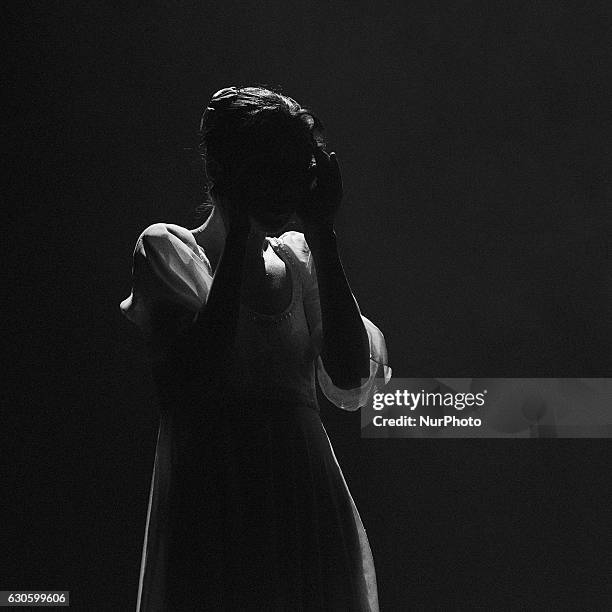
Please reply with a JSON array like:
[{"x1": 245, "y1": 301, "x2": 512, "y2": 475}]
[
  {"x1": 192, "y1": 205, "x2": 268, "y2": 272},
  {"x1": 192, "y1": 204, "x2": 226, "y2": 251}
]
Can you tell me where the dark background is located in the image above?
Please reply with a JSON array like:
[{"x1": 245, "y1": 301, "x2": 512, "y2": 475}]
[{"x1": 6, "y1": 1, "x2": 611, "y2": 610}]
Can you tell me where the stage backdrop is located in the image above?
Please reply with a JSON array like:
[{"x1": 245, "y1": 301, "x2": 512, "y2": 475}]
[{"x1": 6, "y1": 1, "x2": 611, "y2": 609}]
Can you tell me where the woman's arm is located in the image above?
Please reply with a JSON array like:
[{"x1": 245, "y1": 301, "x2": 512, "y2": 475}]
[
  {"x1": 162, "y1": 200, "x2": 251, "y2": 390},
  {"x1": 190, "y1": 221, "x2": 250, "y2": 363},
  {"x1": 305, "y1": 225, "x2": 370, "y2": 390},
  {"x1": 298, "y1": 147, "x2": 370, "y2": 390}
]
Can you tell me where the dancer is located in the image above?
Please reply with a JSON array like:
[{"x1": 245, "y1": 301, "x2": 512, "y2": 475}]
[{"x1": 120, "y1": 85, "x2": 391, "y2": 611}]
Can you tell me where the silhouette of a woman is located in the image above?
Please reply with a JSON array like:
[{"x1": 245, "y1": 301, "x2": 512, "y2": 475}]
[{"x1": 121, "y1": 85, "x2": 391, "y2": 611}]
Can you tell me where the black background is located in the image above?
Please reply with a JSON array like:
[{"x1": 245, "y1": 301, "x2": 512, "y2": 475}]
[{"x1": 6, "y1": 1, "x2": 611, "y2": 610}]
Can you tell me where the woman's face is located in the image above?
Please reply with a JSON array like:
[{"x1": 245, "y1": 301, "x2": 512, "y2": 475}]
[
  {"x1": 250, "y1": 209, "x2": 296, "y2": 234},
  {"x1": 248, "y1": 198, "x2": 296, "y2": 233},
  {"x1": 248, "y1": 172, "x2": 310, "y2": 233},
  {"x1": 209, "y1": 153, "x2": 313, "y2": 234}
]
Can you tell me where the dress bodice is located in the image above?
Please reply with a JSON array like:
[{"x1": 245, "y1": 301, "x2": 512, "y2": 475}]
[{"x1": 120, "y1": 222, "x2": 391, "y2": 413}]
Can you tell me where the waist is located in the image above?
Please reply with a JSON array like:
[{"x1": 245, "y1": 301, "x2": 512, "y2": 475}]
[{"x1": 166, "y1": 395, "x2": 322, "y2": 466}]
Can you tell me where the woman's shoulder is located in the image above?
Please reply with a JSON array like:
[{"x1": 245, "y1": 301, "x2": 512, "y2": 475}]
[
  {"x1": 135, "y1": 222, "x2": 212, "y2": 274},
  {"x1": 276, "y1": 231, "x2": 315, "y2": 279},
  {"x1": 277, "y1": 230, "x2": 311, "y2": 263},
  {"x1": 137, "y1": 222, "x2": 199, "y2": 250}
]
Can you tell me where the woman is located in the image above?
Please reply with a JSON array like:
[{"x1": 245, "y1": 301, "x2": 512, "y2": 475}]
[{"x1": 120, "y1": 85, "x2": 391, "y2": 611}]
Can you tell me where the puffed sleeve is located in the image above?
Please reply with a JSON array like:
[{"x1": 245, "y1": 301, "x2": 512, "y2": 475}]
[
  {"x1": 119, "y1": 223, "x2": 213, "y2": 351},
  {"x1": 281, "y1": 231, "x2": 392, "y2": 411}
]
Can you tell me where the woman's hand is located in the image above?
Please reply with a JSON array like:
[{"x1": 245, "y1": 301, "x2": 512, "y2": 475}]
[{"x1": 296, "y1": 147, "x2": 343, "y2": 233}]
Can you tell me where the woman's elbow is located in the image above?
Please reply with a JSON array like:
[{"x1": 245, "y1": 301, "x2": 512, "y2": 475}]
[{"x1": 327, "y1": 362, "x2": 370, "y2": 390}]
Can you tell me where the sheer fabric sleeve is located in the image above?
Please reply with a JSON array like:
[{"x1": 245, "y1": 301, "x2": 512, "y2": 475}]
[
  {"x1": 119, "y1": 223, "x2": 213, "y2": 355},
  {"x1": 281, "y1": 231, "x2": 392, "y2": 411}
]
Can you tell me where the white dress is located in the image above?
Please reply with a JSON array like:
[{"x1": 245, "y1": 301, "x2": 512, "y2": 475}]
[{"x1": 120, "y1": 223, "x2": 391, "y2": 611}]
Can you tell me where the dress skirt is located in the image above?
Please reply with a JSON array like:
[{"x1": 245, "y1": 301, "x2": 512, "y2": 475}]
[{"x1": 136, "y1": 392, "x2": 379, "y2": 611}]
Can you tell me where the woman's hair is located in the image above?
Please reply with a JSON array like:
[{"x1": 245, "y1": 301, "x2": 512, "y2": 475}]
[{"x1": 195, "y1": 84, "x2": 326, "y2": 222}]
